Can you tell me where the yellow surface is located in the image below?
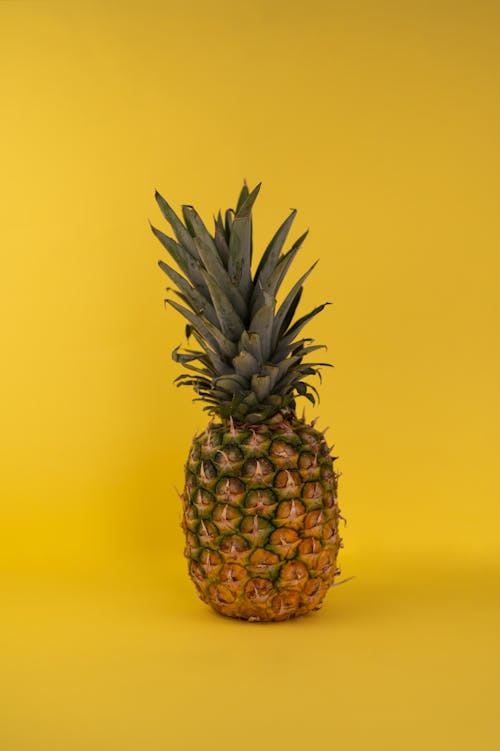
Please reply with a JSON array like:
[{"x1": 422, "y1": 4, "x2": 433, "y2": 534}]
[{"x1": 1, "y1": 1, "x2": 499, "y2": 749}]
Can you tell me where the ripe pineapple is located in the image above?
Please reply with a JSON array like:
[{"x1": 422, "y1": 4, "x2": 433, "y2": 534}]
[{"x1": 151, "y1": 182, "x2": 343, "y2": 621}]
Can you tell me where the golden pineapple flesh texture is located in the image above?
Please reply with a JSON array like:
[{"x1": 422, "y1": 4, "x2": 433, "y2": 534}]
[{"x1": 182, "y1": 413, "x2": 342, "y2": 621}]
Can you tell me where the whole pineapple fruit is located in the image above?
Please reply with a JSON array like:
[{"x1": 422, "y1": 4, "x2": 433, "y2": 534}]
[{"x1": 152, "y1": 182, "x2": 344, "y2": 621}]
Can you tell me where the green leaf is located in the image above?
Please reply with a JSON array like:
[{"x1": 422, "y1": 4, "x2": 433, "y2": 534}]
[
  {"x1": 277, "y1": 287, "x2": 302, "y2": 341},
  {"x1": 253, "y1": 209, "x2": 297, "y2": 288},
  {"x1": 277, "y1": 362, "x2": 327, "y2": 395},
  {"x1": 214, "y1": 374, "x2": 249, "y2": 395},
  {"x1": 189, "y1": 330, "x2": 232, "y2": 375},
  {"x1": 194, "y1": 237, "x2": 248, "y2": 320},
  {"x1": 306, "y1": 382, "x2": 321, "y2": 402},
  {"x1": 236, "y1": 182, "x2": 262, "y2": 218},
  {"x1": 241, "y1": 391, "x2": 258, "y2": 407},
  {"x1": 250, "y1": 374, "x2": 271, "y2": 401},
  {"x1": 251, "y1": 230, "x2": 308, "y2": 315},
  {"x1": 286, "y1": 302, "x2": 330, "y2": 340},
  {"x1": 291, "y1": 339, "x2": 313, "y2": 354},
  {"x1": 182, "y1": 205, "x2": 220, "y2": 259},
  {"x1": 232, "y1": 350, "x2": 260, "y2": 378},
  {"x1": 199, "y1": 269, "x2": 245, "y2": 341},
  {"x1": 274, "y1": 368, "x2": 299, "y2": 391},
  {"x1": 248, "y1": 292, "x2": 275, "y2": 361},
  {"x1": 158, "y1": 260, "x2": 219, "y2": 326},
  {"x1": 302, "y1": 392, "x2": 316, "y2": 405},
  {"x1": 214, "y1": 212, "x2": 229, "y2": 267},
  {"x1": 176, "y1": 362, "x2": 212, "y2": 378},
  {"x1": 239, "y1": 331, "x2": 262, "y2": 364},
  {"x1": 299, "y1": 361, "x2": 332, "y2": 370},
  {"x1": 291, "y1": 344, "x2": 328, "y2": 360},
  {"x1": 152, "y1": 224, "x2": 209, "y2": 298},
  {"x1": 166, "y1": 299, "x2": 237, "y2": 359},
  {"x1": 261, "y1": 363, "x2": 280, "y2": 391},
  {"x1": 235, "y1": 182, "x2": 250, "y2": 213},
  {"x1": 228, "y1": 182, "x2": 261, "y2": 298},
  {"x1": 276, "y1": 303, "x2": 331, "y2": 357},
  {"x1": 210, "y1": 388, "x2": 236, "y2": 402},
  {"x1": 155, "y1": 191, "x2": 198, "y2": 258},
  {"x1": 224, "y1": 209, "x2": 233, "y2": 244},
  {"x1": 272, "y1": 260, "x2": 318, "y2": 347},
  {"x1": 175, "y1": 374, "x2": 212, "y2": 388},
  {"x1": 270, "y1": 355, "x2": 298, "y2": 382},
  {"x1": 271, "y1": 337, "x2": 312, "y2": 363},
  {"x1": 172, "y1": 352, "x2": 213, "y2": 378}
]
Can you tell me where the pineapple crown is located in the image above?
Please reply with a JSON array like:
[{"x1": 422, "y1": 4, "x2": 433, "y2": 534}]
[{"x1": 151, "y1": 181, "x2": 331, "y2": 424}]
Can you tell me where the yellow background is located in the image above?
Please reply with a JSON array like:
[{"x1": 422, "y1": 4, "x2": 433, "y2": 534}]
[{"x1": 1, "y1": 1, "x2": 499, "y2": 748}]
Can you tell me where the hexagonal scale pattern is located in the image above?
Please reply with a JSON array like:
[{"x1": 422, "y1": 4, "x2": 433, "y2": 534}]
[{"x1": 182, "y1": 416, "x2": 342, "y2": 621}]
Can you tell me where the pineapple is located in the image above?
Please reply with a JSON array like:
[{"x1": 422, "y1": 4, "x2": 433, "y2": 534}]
[{"x1": 151, "y1": 182, "x2": 343, "y2": 621}]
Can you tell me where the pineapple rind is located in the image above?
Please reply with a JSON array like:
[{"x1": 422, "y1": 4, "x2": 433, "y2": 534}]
[{"x1": 182, "y1": 414, "x2": 342, "y2": 621}]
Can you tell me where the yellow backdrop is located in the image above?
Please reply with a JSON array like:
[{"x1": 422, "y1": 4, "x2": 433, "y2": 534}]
[{"x1": 1, "y1": 1, "x2": 499, "y2": 749}]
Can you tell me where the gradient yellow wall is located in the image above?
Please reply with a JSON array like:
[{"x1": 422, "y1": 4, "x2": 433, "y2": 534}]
[{"x1": 1, "y1": 1, "x2": 499, "y2": 749}]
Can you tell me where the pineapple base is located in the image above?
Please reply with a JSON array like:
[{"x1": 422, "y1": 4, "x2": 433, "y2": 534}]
[
  {"x1": 182, "y1": 414, "x2": 342, "y2": 622},
  {"x1": 207, "y1": 581, "x2": 330, "y2": 622}
]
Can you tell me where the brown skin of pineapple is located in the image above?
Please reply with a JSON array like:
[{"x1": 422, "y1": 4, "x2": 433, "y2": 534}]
[{"x1": 182, "y1": 412, "x2": 342, "y2": 621}]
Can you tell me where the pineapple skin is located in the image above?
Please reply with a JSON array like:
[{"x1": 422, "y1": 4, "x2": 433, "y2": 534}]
[{"x1": 182, "y1": 412, "x2": 342, "y2": 621}]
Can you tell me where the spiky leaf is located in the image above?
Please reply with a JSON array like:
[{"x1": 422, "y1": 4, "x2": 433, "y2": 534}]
[
  {"x1": 158, "y1": 260, "x2": 219, "y2": 326},
  {"x1": 248, "y1": 292, "x2": 275, "y2": 361},
  {"x1": 194, "y1": 237, "x2": 247, "y2": 320},
  {"x1": 152, "y1": 182, "x2": 333, "y2": 420},
  {"x1": 151, "y1": 224, "x2": 209, "y2": 298},
  {"x1": 166, "y1": 299, "x2": 237, "y2": 359},
  {"x1": 155, "y1": 191, "x2": 198, "y2": 258},
  {"x1": 272, "y1": 261, "x2": 318, "y2": 346},
  {"x1": 228, "y1": 183, "x2": 261, "y2": 297},
  {"x1": 253, "y1": 209, "x2": 297, "y2": 289},
  {"x1": 200, "y1": 269, "x2": 245, "y2": 340}
]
